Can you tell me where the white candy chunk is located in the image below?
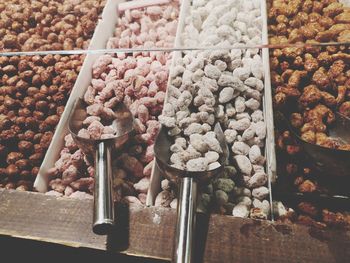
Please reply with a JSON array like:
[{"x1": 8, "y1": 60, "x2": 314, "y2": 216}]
[
  {"x1": 204, "y1": 64, "x2": 221, "y2": 79},
  {"x1": 252, "y1": 186, "x2": 269, "y2": 200},
  {"x1": 249, "y1": 145, "x2": 264, "y2": 164},
  {"x1": 251, "y1": 110, "x2": 264, "y2": 122},
  {"x1": 255, "y1": 121, "x2": 266, "y2": 139},
  {"x1": 232, "y1": 204, "x2": 250, "y2": 218},
  {"x1": 219, "y1": 87, "x2": 235, "y2": 104},
  {"x1": 218, "y1": 75, "x2": 245, "y2": 91},
  {"x1": 229, "y1": 118, "x2": 251, "y2": 131},
  {"x1": 242, "y1": 124, "x2": 256, "y2": 141},
  {"x1": 203, "y1": 133, "x2": 223, "y2": 153},
  {"x1": 234, "y1": 96, "x2": 246, "y2": 113},
  {"x1": 231, "y1": 141, "x2": 250, "y2": 155},
  {"x1": 233, "y1": 67, "x2": 250, "y2": 81},
  {"x1": 190, "y1": 134, "x2": 208, "y2": 153},
  {"x1": 253, "y1": 199, "x2": 270, "y2": 216},
  {"x1": 225, "y1": 103, "x2": 236, "y2": 117},
  {"x1": 159, "y1": 115, "x2": 176, "y2": 128},
  {"x1": 224, "y1": 129, "x2": 237, "y2": 144},
  {"x1": 163, "y1": 103, "x2": 175, "y2": 117},
  {"x1": 184, "y1": 123, "x2": 203, "y2": 136},
  {"x1": 215, "y1": 60, "x2": 227, "y2": 71},
  {"x1": 244, "y1": 77, "x2": 264, "y2": 91},
  {"x1": 205, "y1": 151, "x2": 220, "y2": 163},
  {"x1": 186, "y1": 157, "x2": 208, "y2": 171},
  {"x1": 234, "y1": 155, "x2": 252, "y2": 175},
  {"x1": 247, "y1": 172, "x2": 267, "y2": 188},
  {"x1": 245, "y1": 98, "x2": 260, "y2": 110},
  {"x1": 175, "y1": 137, "x2": 187, "y2": 149}
]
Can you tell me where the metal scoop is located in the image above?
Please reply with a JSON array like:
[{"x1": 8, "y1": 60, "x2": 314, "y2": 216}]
[
  {"x1": 280, "y1": 111, "x2": 350, "y2": 177},
  {"x1": 68, "y1": 98, "x2": 134, "y2": 235},
  {"x1": 154, "y1": 123, "x2": 229, "y2": 263}
]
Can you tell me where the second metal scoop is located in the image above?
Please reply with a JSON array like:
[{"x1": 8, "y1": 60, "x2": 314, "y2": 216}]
[
  {"x1": 68, "y1": 98, "x2": 134, "y2": 235},
  {"x1": 280, "y1": 111, "x2": 350, "y2": 177},
  {"x1": 154, "y1": 123, "x2": 229, "y2": 263}
]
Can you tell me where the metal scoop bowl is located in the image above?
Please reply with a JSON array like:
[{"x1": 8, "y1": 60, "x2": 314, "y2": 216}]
[
  {"x1": 154, "y1": 123, "x2": 229, "y2": 263},
  {"x1": 279, "y1": 111, "x2": 350, "y2": 177},
  {"x1": 68, "y1": 98, "x2": 134, "y2": 235}
]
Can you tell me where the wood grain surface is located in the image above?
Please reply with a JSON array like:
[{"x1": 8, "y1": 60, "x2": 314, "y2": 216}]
[{"x1": 0, "y1": 189, "x2": 349, "y2": 263}]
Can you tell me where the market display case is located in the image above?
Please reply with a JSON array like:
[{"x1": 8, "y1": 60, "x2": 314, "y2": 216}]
[{"x1": 0, "y1": 0, "x2": 349, "y2": 262}]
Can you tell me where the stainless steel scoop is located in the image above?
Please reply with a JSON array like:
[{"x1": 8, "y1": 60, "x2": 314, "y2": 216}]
[
  {"x1": 280, "y1": 111, "x2": 350, "y2": 177},
  {"x1": 68, "y1": 98, "x2": 134, "y2": 235},
  {"x1": 154, "y1": 123, "x2": 229, "y2": 263}
]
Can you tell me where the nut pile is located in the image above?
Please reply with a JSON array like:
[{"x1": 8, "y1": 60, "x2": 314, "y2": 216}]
[
  {"x1": 181, "y1": 0, "x2": 262, "y2": 47},
  {"x1": 0, "y1": 0, "x2": 105, "y2": 51},
  {"x1": 270, "y1": 43, "x2": 350, "y2": 149},
  {"x1": 0, "y1": 55, "x2": 83, "y2": 191},
  {"x1": 107, "y1": 0, "x2": 179, "y2": 49},
  {"x1": 274, "y1": 201, "x2": 350, "y2": 229},
  {"x1": 46, "y1": 2, "x2": 179, "y2": 202},
  {"x1": 157, "y1": 48, "x2": 270, "y2": 219},
  {"x1": 268, "y1": 0, "x2": 350, "y2": 44}
]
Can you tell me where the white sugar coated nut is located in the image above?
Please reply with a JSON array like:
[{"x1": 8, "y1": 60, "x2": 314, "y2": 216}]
[
  {"x1": 234, "y1": 96, "x2": 246, "y2": 113},
  {"x1": 241, "y1": 124, "x2": 256, "y2": 141},
  {"x1": 219, "y1": 87, "x2": 235, "y2": 104},
  {"x1": 246, "y1": 172, "x2": 267, "y2": 188},
  {"x1": 232, "y1": 141, "x2": 250, "y2": 155},
  {"x1": 245, "y1": 98, "x2": 260, "y2": 110},
  {"x1": 253, "y1": 199, "x2": 270, "y2": 216},
  {"x1": 190, "y1": 134, "x2": 208, "y2": 153},
  {"x1": 224, "y1": 129, "x2": 237, "y2": 144},
  {"x1": 234, "y1": 155, "x2": 252, "y2": 175},
  {"x1": 232, "y1": 204, "x2": 250, "y2": 218},
  {"x1": 237, "y1": 196, "x2": 252, "y2": 207},
  {"x1": 205, "y1": 151, "x2": 220, "y2": 163},
  {"x1": 229, "y1": 118, "x2": 251, "y2": 131},
  {"x1": 155, "y1": 190, "x2": 174, "y2": 207},
  {"x1": 186, "y1": 157, "x2": 208, "y2": 171},
  {"x1": 252, "y1": 186, "x2": 269, "y2": 200},
  {"x1": 255, "y1": 121, "x2": 266, "y2": 139},
  {"x1": 204, "y1": 64, "x2": 222, "y2": 79},
  {"x1": 249, "y1": 145, "x2": 263, "y2": 164},
  {"x1": 184, "y1": 123, "x2": 203, "y2": 136},
  {"x1": 251, "y1": 110, "x2": 264, "y2": 122}
]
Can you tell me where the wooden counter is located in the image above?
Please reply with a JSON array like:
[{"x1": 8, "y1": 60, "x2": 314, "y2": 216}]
[{"x1": 0, "y1": 189, "x2": 349, "y2": 263}]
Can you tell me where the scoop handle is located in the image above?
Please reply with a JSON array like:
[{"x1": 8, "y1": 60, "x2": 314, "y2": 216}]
[
  {"x1": 173, "y1": 177, "x2": 197, "y2": 263},
  {"x1": 92, "y1": 141, "x2": 114, "y2": 235}
]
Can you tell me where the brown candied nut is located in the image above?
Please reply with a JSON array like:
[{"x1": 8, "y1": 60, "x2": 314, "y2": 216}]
[
  {"x1": 6, "y1": 164, "x2": 19, "y2": 177},
  {"x1": 322, "y1": 209, "x2": 348, "y2": 227},
  {"x1": 4, "y1": 96, "x2": 20, "y2": 110},
  {"x1": 0, "y1": 117, "x2": 12, "y2": 130},
  {"x1": 7, "y1": 152, "x2": 24, "y2": 164},
  {"x1": 33, "y1": 144, "x2": 43, "y2": 154},
  {"x1": 54, "y1": 62, "x2": 66, "y2": 74},
  {"x1": 17, "y1": 60, "x2": 29, "y2": 72},
  {"x1": 15, "y1": 116, "x2": 26, "y2": 127},
  {"x1": 298, "y1": 179, "x2": 317, "y2": 193},
  {"x1": 44, "y1": 115, "x2": 60, "y2": 127},
  {"x1": 16, "y1": 79, "x2": 29, "y2": 92},
  {"x1": 0, "y1": 130, "x2": 16, "y2": 140},
  {"x1": 15, "y1": 159, "x2": 31, "y2": 170},
  {"x1": 33, "y1": 92, "x2": 47, "y2": 101},
  {"x1": 40, "y1": 131, "x2": 53, "y2": 148},
  {"x1": 301, "y1": 130, "x2": 316, "y2": 143},
  {"x1": 31, "y1": 166, "x2": 40, "y2": 177},
  {"x1": 2, "y1": 65, "x2": 16, "y2": 75},
  {"x1": 33, "y1": 111, "x2": 46, "y2": 121},
  {"x1": 294, "y1": 176, "x2": 304, "y2": 186},
  {"x1": 298, "y1": 85, "x2": 322, "y2": 108},
  {"x1": 26, "y1": 87, "x2": 39, "y2": 97},
  {"x1": 3, "y1": 35, "x2": 17, "y2": 49},
  {"x1": 286, "y1": 163, "x2": 298, "y2": 175},
  {"x1": 39, "y1": 121, "x2": 50, "y2": 132},
  {"x1": 35, "y1": 100, "x2": 49, "y2": 112},
  {"x1": 40, "y1": 71, "x2": 52, "y2": 85},
  {"x1": 18, "y1": 141, "x2": 34, "y2": 153},
  {"x1": 56, "y1": 106, "x2": 65, "y2": 116},
  {"x1": 274, "y1": 92, "x2": 287, "y2": 107},
  {"x1": 32, "y1": 74, "x2": 42, "y2": 86},
  {"x1": 52, "y1": 92, "x2": 66, "y2": 105},
  {"x1": 304, "y1": 53, "x2": 319, "y2": 72},
  {"x1": 339, "y1": 101, "x2": 350, "y2": 117},
  {"x1": 25, "y1": 117, "x2": 38, "y2": 129},
  {"x1": 320, "y1": 91, "x2": 336, "y2": 108},
  {"x1": 290, "y1": 113, "x2": 304, "y2": 128},
  {"x1": 275, "y1": 86, "x2": 301, "y2": 99},
  {"x1": 29, "y1": 153, "x2": 43, "y2": 166},
  {"x1": 288, "y1": 70, "x2": 307, "y2": 88},
  {"x1": 33, "y1": 133, "x2": 43, "y2": 143},
  {"x1": 49, "y1": 178, "x2": 66, "y2": 193}
]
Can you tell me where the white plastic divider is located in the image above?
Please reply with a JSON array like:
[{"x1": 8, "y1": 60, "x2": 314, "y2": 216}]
[
  {"x1": 261, "y1": 0, "x2": 276, "y2": 220},
  {"x1": 34, "y1": 0, "x2": 125, "y2": 192}
]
